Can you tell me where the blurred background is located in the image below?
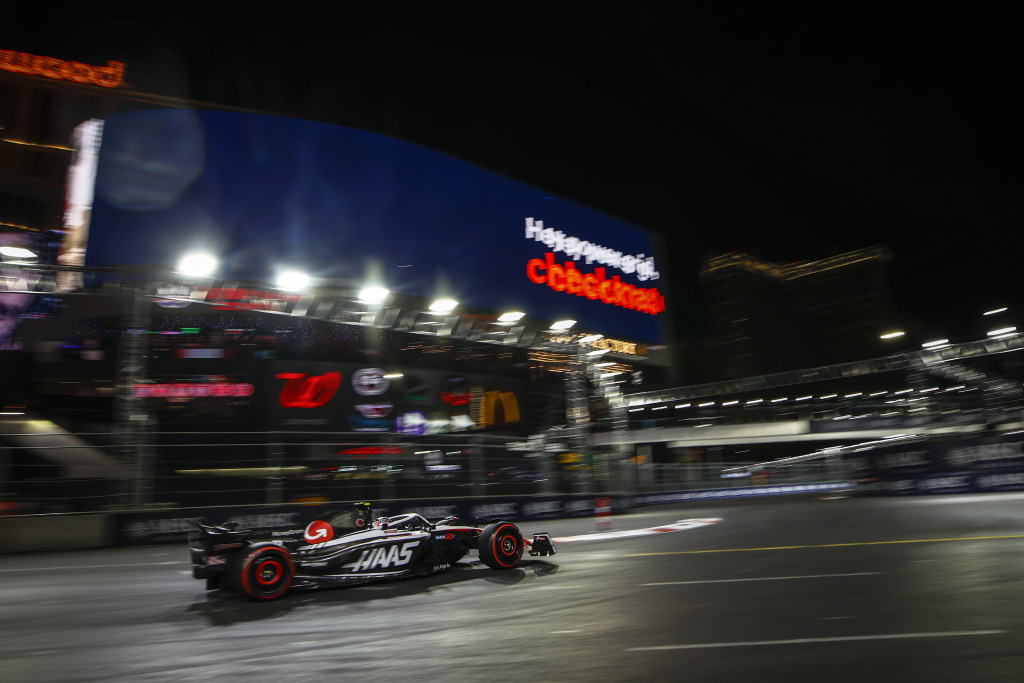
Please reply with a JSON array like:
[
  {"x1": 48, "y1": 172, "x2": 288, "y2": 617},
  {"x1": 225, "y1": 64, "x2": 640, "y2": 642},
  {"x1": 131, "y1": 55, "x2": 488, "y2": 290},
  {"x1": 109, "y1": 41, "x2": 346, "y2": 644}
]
[{"x1": 2, "y1": 6, "x2": 1023, "y2": 521}]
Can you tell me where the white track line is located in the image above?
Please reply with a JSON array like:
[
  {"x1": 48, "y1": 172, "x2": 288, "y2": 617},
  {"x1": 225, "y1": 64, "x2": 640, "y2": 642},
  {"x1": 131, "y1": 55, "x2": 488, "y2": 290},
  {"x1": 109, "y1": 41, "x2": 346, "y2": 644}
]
[
  {"x1": 0, "y1": 561, "x2": 182, "y2": 573},
  {"x1": 642, "y1": 571, "x2": 882, "y2": 585},
  {"x1": 626, "y1": 630, "x2": 1006, "y2": 651},
  {"x1": 554, "y1": 518, "x2": 722, "y2": 543}
]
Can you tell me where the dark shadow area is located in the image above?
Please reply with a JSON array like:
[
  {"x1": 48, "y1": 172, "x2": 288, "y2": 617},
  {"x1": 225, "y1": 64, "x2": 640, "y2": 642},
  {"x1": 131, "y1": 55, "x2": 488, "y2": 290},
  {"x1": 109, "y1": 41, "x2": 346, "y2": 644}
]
[{"x1": 183, "y1": 559, "x2": 558, "y2": 626}]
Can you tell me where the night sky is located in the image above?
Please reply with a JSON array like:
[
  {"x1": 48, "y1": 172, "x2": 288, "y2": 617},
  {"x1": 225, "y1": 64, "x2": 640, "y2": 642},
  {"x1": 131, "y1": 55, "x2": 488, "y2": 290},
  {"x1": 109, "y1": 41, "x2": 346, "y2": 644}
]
[{"x1": 8, "y1": 4, "x2": 1024, "y2": 347}]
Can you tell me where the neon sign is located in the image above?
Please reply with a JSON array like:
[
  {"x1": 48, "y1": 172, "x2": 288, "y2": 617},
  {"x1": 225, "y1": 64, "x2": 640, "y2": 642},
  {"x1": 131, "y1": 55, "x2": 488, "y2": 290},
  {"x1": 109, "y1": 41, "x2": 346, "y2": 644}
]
[
  {"x1": 1, "y1": 49, "x2": 125, "y2": 88},
  {"x1": 133, "y1": 383, "x2": 253, "y2": 398},
  {"x1": 526, "y1": 252, "x2": 665, "y2": 316}
]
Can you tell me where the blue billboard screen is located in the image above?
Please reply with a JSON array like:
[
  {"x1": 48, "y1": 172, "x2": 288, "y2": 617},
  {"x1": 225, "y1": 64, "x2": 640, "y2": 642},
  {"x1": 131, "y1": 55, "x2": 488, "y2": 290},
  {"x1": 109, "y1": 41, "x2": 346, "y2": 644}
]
[{"x1": 87, "y1": 110, "x2": 667, "y2": 342}]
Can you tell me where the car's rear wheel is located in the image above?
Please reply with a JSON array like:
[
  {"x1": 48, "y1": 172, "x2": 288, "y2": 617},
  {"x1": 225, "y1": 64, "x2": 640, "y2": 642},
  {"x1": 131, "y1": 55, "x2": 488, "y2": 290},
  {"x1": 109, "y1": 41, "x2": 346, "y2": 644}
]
[
  {"x1": 233, "y1": 544, "x2": 294, "y2": 601},
  {"x1": 478, "y1": 522, "x2": 524, "y2": 569}
]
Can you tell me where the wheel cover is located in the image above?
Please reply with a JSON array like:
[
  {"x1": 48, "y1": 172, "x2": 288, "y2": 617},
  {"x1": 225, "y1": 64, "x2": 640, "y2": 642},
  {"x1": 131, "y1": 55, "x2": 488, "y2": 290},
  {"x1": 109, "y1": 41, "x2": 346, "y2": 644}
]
[
  {"x1": 255, "y1": 559, "x2": 283, "y2": 586},
  {"x1": 240, "y1": 548, "x2": 294, "y2": 599},
  {"x1": 490, "y1": 524, "x2": 522, "y2": 567}
]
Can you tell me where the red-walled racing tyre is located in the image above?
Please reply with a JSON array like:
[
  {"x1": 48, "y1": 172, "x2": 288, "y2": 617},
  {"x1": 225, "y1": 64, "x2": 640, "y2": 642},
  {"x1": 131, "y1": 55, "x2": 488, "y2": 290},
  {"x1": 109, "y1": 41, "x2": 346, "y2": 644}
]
[
  {"x1": 478, "y1": 522, "x2": 525, "y2": 570},
  {"x1": 233, "y1": 544, "x2": 295, "y2": 601}
]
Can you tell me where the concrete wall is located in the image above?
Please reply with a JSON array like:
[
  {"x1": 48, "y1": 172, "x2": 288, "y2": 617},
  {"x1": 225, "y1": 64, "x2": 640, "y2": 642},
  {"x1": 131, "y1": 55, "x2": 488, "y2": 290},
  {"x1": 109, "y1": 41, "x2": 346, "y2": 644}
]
[{"x1": 0, "y1": 514, "x2": 110, "y2": 553}]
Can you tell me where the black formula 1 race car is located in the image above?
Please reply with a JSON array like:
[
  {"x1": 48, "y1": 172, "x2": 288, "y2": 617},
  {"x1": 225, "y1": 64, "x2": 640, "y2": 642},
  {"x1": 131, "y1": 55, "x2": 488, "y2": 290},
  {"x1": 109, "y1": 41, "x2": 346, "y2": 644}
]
[{"x1": 188, "y1": 502, "x2": 556, "y2": 601}]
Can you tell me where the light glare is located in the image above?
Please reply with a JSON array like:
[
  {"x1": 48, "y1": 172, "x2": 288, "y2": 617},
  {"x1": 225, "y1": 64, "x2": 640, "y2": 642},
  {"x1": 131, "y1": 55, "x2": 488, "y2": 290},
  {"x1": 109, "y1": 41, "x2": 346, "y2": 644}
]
[
  {"x1": 0, "y1": 246, "x2": 37, "y2": 259},
  {"x1": 429, "y1": 298, "x2": 458, "y2": 313},
  {"x1": 276, "y1": 270, "x2": 309, "y2": 292},
  {"x1": 177, "y1": 252, "x2": 216, "y2": 277},
  {"x1": 358, "y1": 286, "x2": 390, "y2": 304}
]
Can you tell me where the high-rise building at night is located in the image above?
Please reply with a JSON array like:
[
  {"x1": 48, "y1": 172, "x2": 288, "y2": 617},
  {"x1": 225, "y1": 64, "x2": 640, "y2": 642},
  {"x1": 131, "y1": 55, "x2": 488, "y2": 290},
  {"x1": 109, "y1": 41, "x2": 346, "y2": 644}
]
[
  {"x1": 1, "y1": 49, "x2": 190, "y2": 237},
  {"x1": 701, "y1": 246, "x2": 896, "y2": 378}
]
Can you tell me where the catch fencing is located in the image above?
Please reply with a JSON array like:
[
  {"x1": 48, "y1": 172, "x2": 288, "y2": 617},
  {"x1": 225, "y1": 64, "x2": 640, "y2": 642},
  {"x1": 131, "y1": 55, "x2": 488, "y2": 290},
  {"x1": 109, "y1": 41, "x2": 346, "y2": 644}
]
[{"x1": 0, "y1": 427, "x2": 847, "y2": 515}]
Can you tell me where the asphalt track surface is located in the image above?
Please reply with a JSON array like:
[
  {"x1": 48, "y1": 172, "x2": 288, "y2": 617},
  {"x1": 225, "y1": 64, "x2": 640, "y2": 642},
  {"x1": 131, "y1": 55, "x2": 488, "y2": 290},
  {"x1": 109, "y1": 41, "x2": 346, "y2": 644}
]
[{"x1": 5, "y1": 493, "x2": 1024, "y2": 682}]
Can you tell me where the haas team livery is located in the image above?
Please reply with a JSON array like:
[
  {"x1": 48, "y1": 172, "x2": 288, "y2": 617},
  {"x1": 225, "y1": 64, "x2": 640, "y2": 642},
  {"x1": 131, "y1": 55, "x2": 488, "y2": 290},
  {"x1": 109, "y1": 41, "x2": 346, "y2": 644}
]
[{"x1": 189, "y1": 502, "x2": 556, "y2": 601}]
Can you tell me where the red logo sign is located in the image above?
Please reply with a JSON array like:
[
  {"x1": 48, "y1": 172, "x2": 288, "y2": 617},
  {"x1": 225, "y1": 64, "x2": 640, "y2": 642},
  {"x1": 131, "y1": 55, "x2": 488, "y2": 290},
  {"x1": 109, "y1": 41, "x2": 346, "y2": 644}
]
[
  {"x1": 440, "y1": 390, "x2": 472, "y2": 406},
  {"x1": 276, "y1": 372, "x2": 342, "y2": 408},
  {"x1": 304, "y1": 520, "x2": 334, "y2": 544}
]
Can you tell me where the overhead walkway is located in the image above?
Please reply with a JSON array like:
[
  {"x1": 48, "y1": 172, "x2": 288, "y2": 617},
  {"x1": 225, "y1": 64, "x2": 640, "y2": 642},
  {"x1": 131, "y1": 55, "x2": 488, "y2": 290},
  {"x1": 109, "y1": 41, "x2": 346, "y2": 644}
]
[
  {"x1": 619, "y1": 334, "x2": 1024, "y2": 409},
  {"x1": 591, "y1": 334, "x2": 1023, "y2": 451},
  {"x1": 590, "y1": 417, "x2": 989, "y2": 448}
]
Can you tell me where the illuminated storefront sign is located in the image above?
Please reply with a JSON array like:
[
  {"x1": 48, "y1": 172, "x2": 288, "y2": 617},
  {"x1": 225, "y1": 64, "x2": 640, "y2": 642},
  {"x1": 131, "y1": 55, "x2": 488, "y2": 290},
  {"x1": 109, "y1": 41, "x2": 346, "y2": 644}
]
[
  {"x1": 440, "y1": 389, "x2": 472, "y2": 406},
  {"x1": 354, "y1": 403, "x2": 393, "y2": 418},
  {"x1": 352, "y1": 368, "x2": 389, "y2": 396},
  {"x1": 276, "y1": 372, "x2": 341, "y2": 408},
  {"x1": 133, "y1": 383, "x2": 253, "y2": 398},
  {"x1": 1, "y1": 49, "x2": 125, "y2": 88},
  {"x1": 479, "y1": 390, "x2": 520, "y2": 427}
]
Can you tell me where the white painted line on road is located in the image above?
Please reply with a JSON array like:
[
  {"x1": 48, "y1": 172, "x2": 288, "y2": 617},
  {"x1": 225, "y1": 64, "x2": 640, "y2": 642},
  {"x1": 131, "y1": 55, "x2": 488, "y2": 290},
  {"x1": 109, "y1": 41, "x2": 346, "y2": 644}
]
[
  {"x1": 628, "y1": 533, "x2": 1024, "y2": 556},
  {"x1": 642, "y1": 571, "x2": 882, "y2": 586},
  {"x1": 551, "y1": 630, "x2": 584, "y2": 634},
  {"x1": 0, "y1": 561, "x2": 182, "y2": 573},
  {"x1": 626, "y1": 630, "x2": 1006, "y2": 651},
  {"x1": 554, "y1": 518, "x2": 722, "y2": 543}
]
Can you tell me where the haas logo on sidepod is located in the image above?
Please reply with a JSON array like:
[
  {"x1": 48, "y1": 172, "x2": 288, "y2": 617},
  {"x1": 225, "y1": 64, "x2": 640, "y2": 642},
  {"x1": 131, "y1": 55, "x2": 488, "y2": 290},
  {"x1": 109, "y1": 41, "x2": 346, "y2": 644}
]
[
  {"x1": 344, "y1": 541, "x2": 420, "y2": 573},
  {"x1": 303, "y1": 520, "x2": 335, "y2": 544}
]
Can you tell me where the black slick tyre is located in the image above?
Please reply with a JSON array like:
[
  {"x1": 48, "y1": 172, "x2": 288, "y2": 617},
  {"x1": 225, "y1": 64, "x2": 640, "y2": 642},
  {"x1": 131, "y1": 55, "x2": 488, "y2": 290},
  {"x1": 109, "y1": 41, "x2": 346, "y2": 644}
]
[
  {"x1": 478, "y1": 522, "x2": 525, "y2": 569},
  {"x1": 233, "y1": 544, "x2": 294, "y2": 601}
]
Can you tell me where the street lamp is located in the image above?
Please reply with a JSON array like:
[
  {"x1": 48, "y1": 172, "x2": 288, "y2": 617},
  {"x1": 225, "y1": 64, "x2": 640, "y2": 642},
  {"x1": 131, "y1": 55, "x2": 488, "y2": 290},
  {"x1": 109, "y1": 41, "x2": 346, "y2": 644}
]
[{"x1": 550, "y1": 319, "x2": 576, "y2": 331}]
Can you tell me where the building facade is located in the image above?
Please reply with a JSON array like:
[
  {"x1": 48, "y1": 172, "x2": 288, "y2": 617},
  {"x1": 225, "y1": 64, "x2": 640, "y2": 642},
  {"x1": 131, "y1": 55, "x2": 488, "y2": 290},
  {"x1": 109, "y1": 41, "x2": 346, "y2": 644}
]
[{"x1": 701, "y1": 246, "x2": 897, "y2": 378}]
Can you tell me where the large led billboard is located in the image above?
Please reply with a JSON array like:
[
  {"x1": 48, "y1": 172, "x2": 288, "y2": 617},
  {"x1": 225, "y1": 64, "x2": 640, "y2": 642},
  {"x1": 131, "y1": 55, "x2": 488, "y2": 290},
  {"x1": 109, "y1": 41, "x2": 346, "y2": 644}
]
[{"x1": 85, "y1": 110, "x2": 668, "y2": 342}]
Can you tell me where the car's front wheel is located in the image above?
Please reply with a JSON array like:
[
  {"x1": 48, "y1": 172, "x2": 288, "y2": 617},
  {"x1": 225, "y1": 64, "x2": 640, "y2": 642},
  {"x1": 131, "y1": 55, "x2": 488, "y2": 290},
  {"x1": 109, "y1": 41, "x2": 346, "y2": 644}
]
[
  {"x1": 478, "y1": 522, "x2": 525, "y2": 569},
  {"x1": 233, "y1": 544, "x2": 294, "y2": 601}
]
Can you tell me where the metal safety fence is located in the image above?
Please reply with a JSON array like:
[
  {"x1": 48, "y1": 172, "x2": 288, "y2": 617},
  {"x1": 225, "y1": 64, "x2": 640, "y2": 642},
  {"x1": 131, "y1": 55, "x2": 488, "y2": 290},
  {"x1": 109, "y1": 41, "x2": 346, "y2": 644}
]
[{"x1": 0, "y1": 427, "x2": 848, "y2": 515}]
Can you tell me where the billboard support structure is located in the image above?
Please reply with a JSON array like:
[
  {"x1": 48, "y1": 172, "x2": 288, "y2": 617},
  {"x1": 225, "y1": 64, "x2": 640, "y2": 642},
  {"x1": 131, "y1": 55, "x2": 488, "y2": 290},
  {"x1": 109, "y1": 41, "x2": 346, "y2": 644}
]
[{"x1": 113, "y1": 278, "x2": 153, "y2": 509}]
